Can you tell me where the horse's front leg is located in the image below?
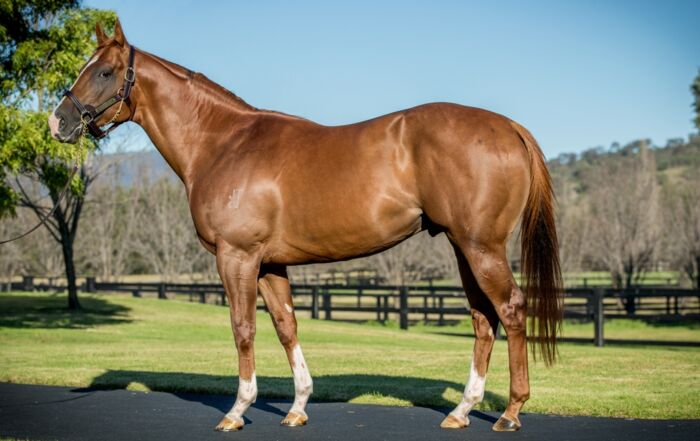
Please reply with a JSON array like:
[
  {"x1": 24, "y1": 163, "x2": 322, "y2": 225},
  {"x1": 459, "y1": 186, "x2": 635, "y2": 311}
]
[{"x1": 214, "y1": 246, "x2": 261, "y2": 432}]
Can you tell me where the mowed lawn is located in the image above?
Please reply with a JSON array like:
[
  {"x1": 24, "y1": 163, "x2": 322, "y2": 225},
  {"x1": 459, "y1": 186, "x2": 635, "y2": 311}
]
[{"x1": 0, "y1": 292, "x2": 699, "y2": 419}]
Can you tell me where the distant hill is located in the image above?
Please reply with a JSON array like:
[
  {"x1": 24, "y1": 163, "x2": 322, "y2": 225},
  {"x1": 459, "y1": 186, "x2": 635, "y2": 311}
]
[{"x1": 548, "y1": 134, "x2": 700, "y2": 188}]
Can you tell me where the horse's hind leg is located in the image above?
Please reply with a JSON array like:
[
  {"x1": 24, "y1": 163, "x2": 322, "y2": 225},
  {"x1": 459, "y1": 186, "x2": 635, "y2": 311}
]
[
  {"x1": 457, "y1": 241, "x2": 529, "y2": 431},
  {"x1": 441, "y1": 247, "x2": 499, "y2": 429},
  {"x1": 258, "y1": 264, "x2": 313, "y2": 427}
]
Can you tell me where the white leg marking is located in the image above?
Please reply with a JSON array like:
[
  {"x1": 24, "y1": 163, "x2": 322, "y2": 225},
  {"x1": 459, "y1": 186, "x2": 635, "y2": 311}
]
[
  {"x1": 289, "y1": 344, "x2": 313, "y2": 416},
  {"x1": 284, "y1": 303, "x2": 293, "y2": 313},
  {"x1": 225, "y1": 372, "x2": 257, "y2": 422},
  {"x1": 449, "y1": 359, "x2": 486, "y2": 423}
]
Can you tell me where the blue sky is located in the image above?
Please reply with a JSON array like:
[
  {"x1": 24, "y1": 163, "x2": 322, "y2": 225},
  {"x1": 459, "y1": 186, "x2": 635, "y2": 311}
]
[{"x1": 86, "y1": 0, "x2": 700, "y2": 158}]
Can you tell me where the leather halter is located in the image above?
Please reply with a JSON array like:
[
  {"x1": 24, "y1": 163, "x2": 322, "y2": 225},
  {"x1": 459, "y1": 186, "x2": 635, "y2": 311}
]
[{"x1": 63, "y1": 45, "x2": 136, "y2": 139}]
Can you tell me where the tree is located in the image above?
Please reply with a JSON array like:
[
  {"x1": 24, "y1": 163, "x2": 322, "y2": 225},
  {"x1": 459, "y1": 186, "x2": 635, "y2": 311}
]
[
  {"x1": 0, "y1": 1, "x2": 115, "y2": 309},
  {"x1": 76, "y1": 144, "x2": 145, "y2": 281},
  {"x1": 0, "y1": 213, "x2": 25, "y2": 291},
  {"x1": 664, "y1": 173, "x2": 700, "y2": 288},
  {"x1": 131, "y1": 177, "x2": 203, "y2": 282},
  {"x1": 553, "y1": 174, "x2": 592, "y2": 274},
  {"x1": 588, "y1": 141, "x2": 660, "y2": 313},
  {"x1": 369, "y1": 232, "x2": 457, "y2": 285}
]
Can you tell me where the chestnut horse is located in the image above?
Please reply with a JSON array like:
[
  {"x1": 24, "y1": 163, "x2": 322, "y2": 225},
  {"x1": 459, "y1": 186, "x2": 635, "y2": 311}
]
[{"x1": 50, "y1": 19, "x2": 562, "y2": 432}]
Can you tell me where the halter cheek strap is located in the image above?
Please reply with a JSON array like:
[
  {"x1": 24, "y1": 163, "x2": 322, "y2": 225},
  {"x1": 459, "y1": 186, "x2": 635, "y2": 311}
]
[{"x1": 63, "y1": 45, "x2": 136, "y2": 139}]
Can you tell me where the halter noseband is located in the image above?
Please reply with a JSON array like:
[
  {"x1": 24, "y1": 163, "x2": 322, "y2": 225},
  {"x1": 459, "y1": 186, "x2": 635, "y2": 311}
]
[{"x1": 63, "y1": 45, "x2": 136, "y2": 139}]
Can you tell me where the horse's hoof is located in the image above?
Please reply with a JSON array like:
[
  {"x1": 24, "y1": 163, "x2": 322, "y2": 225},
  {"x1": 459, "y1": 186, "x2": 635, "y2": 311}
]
[
  {"x1": 281, "y1": 411, "x2": 308, "y2": 427},
  {"x1": 215, "y1": 415, "x2": 244, "y2": 431},
  {"x1": 492, "y1": 415, "x2": 521, "y2": 432},
  {"x1": 440, "y1": 414, "x2": 469, "y2": 429}
]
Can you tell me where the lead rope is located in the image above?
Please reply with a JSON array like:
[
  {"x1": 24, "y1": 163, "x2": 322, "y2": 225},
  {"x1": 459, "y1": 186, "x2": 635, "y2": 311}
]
[
  {"x1": 105, "y1": 92, "x2": 126, "y2": 126},
  {"x1": 0, "y1": 123, "x2": 86, "y2": 245}
]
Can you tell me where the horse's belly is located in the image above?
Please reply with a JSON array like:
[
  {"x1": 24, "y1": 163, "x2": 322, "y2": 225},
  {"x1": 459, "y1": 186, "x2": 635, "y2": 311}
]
[{"x1": 268, "y1": 204, "x2": 423, "y2": 265}]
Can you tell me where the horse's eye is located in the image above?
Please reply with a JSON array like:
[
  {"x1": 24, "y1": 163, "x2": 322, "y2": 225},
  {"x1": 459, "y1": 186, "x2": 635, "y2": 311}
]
[{"x1": 99, "y1": 70, "x2": 112, "y2": 78}]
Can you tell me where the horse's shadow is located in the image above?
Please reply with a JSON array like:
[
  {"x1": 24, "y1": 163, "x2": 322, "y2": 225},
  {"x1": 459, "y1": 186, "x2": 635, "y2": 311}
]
[{"x1": 80, "y1": 370, "x2": 505, "y2": 424}]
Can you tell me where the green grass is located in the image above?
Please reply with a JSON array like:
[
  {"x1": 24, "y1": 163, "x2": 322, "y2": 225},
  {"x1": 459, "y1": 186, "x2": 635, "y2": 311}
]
[{"x1": 1, "y1": 292, "x2": 699, "y2": 419}]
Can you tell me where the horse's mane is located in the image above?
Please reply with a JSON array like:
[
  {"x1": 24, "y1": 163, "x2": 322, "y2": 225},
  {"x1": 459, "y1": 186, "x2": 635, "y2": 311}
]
[
  {"x1": 190, "y1": 71, "x2": 258, "y2": 111},
  {"x1": 137, "y1": 47, "x2": 255, "y2": 110},
  {"x1": 140, "y1": 47, "x2": 307, "y2": 122}
]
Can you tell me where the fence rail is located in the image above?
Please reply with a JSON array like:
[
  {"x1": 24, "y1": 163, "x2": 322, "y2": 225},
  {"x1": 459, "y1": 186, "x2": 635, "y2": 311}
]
[{"x1": 9, "y1": 276, "x2": 700, "y2": 347}]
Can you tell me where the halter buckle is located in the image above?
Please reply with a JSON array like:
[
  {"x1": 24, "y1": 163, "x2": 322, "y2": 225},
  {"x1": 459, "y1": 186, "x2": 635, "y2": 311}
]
[
  {"x1": 80, "y1": 112, "x2": 94, "y2": 125},
  {"x1": 124, "y1": 66, "x2": 135, "y2": 83}
]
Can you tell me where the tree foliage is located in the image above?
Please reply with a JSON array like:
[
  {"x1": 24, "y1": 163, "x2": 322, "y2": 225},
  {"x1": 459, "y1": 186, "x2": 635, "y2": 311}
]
[{"x1": 0, "y1": 0, "x2": 115, "y2": 217}]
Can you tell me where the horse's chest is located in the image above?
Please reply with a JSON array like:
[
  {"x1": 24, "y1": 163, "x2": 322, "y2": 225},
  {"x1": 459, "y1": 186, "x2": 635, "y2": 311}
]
[{"x1": 188, "y1": 181, "x2": 279, "y2": 249}]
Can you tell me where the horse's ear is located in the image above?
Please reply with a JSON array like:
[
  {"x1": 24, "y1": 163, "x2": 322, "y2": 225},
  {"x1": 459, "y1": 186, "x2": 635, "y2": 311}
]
[
  {"x1": 113, "y1": 17, "x2": 127, "y2": 46},
  {"x1": 95, "y1": 23, "x2": 108, "y2": 45}
]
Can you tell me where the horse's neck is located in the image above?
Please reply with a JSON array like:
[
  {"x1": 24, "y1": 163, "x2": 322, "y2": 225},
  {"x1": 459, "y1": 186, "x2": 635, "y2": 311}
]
[{"x1": 131, "y1": 50, "x2": 258, "y2": 188}]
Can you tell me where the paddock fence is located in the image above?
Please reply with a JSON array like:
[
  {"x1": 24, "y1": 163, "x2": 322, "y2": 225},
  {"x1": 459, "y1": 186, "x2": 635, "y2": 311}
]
[{"x1": 10, "y1": 276, "x2": 700, "y2": 347}]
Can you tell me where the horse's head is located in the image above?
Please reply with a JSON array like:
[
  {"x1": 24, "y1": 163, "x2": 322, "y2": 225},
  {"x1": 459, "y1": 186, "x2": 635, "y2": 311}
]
[{"x1": 49, "y1": 18, "x2": 135, "y2": 143}]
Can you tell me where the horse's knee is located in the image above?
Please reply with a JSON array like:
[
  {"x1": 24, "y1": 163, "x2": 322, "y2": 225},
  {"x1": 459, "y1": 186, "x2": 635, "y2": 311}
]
[{"x1": 234, "y1": 321, "x2": 256, "y2": 351}]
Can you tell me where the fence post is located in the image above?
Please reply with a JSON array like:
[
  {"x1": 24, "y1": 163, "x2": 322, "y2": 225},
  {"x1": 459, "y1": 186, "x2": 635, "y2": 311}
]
[
  {"x1": 438, "y1": 296, "x2": 445, "y2": 326},
  {"x1": 399, "y1": 286, "x2": 409, "y2": 330},
  {"x1": 311, "y1": 286, "x2": 319, "y2": 319},
  {"x1": 85, "y1": 277, "x2": 96, "y2": 293},
  {"x1": 22, "y1": 276, "x2": 34, "y2": 292},
  {"x1": 323, "y1": 288, "x2": 331, "y2": 320},
  {"x1": 422, "y1": 294, "x2": 429, "y2": 322},
  {"x1": 132, "y1": 290, "x2": 141, "y2": 298},
  {"x1": 426, "y1": 284, "x2": 435, "y2": 322},
  {"x1": 674, "y1": 296, "x2": 679, "y2": 315},
  {"x1": 593, "y1": 287, "x2": 604, "y2": 347},
  {"x1": 158, "y1": 283, "x2": 166, "y2": 300}
]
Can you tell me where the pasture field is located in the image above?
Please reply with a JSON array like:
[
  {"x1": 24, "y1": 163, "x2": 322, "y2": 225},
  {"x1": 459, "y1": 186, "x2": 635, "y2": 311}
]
[{"x1": 0, "y1": 292, "x2": 699, "y2": 419}]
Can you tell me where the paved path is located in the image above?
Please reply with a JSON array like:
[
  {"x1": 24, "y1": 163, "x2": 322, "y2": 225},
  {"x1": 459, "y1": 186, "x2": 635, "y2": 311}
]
[{"x1": 0, "y1": 383, "x2": 696, "y2": 441}]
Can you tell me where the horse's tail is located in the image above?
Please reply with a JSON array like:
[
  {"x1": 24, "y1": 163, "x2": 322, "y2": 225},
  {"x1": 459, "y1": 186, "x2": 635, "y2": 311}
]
[{"x1": 510, "y1": 120, "x2": 563, "y2": 366}]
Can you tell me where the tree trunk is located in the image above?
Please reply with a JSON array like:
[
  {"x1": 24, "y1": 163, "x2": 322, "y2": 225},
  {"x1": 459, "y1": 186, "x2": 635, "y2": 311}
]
[
  {"x1": 623, "y1": 270, "x2": 636, "y2": 315},
  {"x1": 60, "y1": 231, "x2": 81, "y2": 310}
]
